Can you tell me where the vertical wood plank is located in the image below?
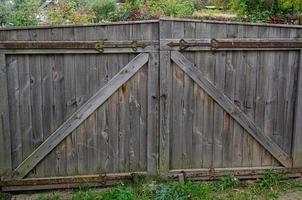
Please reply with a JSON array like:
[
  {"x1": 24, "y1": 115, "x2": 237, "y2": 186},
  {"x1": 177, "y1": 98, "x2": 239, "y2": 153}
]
[
  {"x1": 213, "y1": 24, "x2": 227, "y2": 168},
  {"x1": 183, "y1": 22, "x2": 195, "y2": 168},
  {"x1": 53, "y1": 55, "x2": 66, "y2": 176},
  {"x1": 65, "y1": 54, "x2": 78, "y2": 176},
  {"x1": 147, "y1": 52, "x2": 159, "y2": 174},
  {"x1": 293, "y1": 50, "x2": 302, "y2": 167},
  {"x1": 41, "y1": 55, "x2": 55, "y2": 176},
  {"x1": 231, "y1": 25, "x2": 244, "y2": 167},
  {"x1": 159, "y1": 51, "x2": 171, "y2": 173},
  {"x1": 7, "y1": 56, "x2": 22, "y2": 170},
  {"x1": 170, "y1": 21, "x2": 185, "y2": 169},
  {"x1": 159, "y1": 20, "x2": 172, "y2": 173},
  {"x1": 284, "y1": 30, "x2": 300, "y2": 156},
  {"x1": 28, "y1": 55, "x2": 44, "y2": 178},
  {"x1": 0, "y1": 54, "x2": 12, "y2": 179}
]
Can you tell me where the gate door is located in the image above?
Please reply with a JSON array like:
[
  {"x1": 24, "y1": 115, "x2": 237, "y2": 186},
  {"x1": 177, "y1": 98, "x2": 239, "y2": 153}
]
[{"x1": 159, "y1": 20, "x2": 301, "y2": 177}]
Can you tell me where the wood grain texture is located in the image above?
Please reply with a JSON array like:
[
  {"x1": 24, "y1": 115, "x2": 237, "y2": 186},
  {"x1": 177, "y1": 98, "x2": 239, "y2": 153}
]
[
  {"x1": 10, "y1": 53, "x2": 149, "y2": 179},
  {"x1": 171, "y1": 51, "x2": 292, "y2": 168},
  {"x1": 0, "y1": 54, "x2": 12, "y2": 179},
  {"x1": 293, "y1": 51, "x2": 302, "y2": 167}
]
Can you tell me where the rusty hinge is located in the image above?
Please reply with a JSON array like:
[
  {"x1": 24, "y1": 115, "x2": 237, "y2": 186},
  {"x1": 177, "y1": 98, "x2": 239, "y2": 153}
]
[
  {"x1": 95, "y1": 40, "x2": 147, "y2": 53},
  {"x1": 167, "y1": 39, "x2": 211, "y2": 51}
]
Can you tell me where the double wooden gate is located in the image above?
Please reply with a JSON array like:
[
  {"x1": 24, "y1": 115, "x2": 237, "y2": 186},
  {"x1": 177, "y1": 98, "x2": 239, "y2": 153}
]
[{"x1": 1, "y1": 19, "x2": 302, "y2": 191}]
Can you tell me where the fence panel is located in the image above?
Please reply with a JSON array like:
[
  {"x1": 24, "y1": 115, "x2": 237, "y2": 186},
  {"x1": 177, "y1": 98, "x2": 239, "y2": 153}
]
[{"x1": 1, "y1": 19, "x2": 302, "y2": 191}]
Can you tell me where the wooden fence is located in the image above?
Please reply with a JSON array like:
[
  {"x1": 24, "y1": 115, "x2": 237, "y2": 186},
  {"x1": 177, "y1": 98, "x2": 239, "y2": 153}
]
[{"x1": 0, "y1": 19, "x2": 302, "y2": 191}]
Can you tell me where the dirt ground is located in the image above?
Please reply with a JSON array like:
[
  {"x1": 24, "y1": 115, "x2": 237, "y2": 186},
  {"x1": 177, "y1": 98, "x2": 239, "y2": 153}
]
[{"x1": 277, "y1": 190, "x2": 302, "y2": 200}]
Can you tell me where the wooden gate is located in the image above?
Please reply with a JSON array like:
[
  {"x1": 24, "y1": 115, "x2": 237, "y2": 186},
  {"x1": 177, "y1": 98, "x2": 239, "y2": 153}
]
[
  {"x1": 0, "y1": 21, "x2": 160, "y2": 190},
  {"x1": 159, "y1": 19, "x2": 302, "y2": 178},
  {"x1": 1, "y1": 19, "x2": 302, "y2": 190}
]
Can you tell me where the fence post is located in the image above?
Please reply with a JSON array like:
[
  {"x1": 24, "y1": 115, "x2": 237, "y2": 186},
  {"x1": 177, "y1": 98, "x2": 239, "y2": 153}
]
[
  {"x1": 293, "y1": 50, "x2": 302, "y2": 167},
  {"x1": 0, "y1": 53, "x2": 11, "y2": 180}
]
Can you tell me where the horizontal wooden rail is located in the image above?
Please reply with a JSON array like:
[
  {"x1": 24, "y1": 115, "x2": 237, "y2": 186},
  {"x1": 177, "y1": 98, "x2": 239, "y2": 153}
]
[{"x1": 0, "y1": 172, "x2": 147, "y2": 191}]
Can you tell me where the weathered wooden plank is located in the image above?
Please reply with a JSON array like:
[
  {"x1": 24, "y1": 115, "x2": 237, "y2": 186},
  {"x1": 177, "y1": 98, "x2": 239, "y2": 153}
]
[
  {"x1": 230, "y1": 25, "x2": 244, "y2": 167},
  {"x1": 283, "y1": 30, "x2": 299, "y2": 155},
  {"x1": 182, "y1": 22, "x2": 195, "y2": 168},
  {"x1": 10, "y1": 53, "x2": 149, "y2": 179},
  {"x1": 74, "y1": 27, "x2": 89, "y2": 175},
  {"x1": 86, "y1": 55, "x2": 98, "y2": 174},
  {"x1": 171, "y1": 51, "x2": 292, "y2": 167},
  {"x1": 28, "y1": 55, "x2": 44, "y2": 178},
  {"x1": 41, "y1": 55, "x2": 56, "y2": 177},
  {"x1": 171, "y1": 21, "x2": 186, "y2": 169},
  {"x1": 256, "y1": 26, "x2": 273, "y2": 166},
  {"x1": 293, "y1": 50, "x2": 302, "y2": 167},
  {"x1": 159, "y1": 51, "x2": 171, "y2": 173},
  {"x1": 147, "y1": 52, "x2": 159, "y2": 174},
  {"x1": 64, "y1": 55, "x2": 78, "y2": 176},
  {"x1": 19, "y1": 55, "x2": 32, "y2": 163},
  {"x1": 106, "y1": 54, "x2": 119, "y2": 173},
  {"x1": 194, "y1": 22, "x2": 209, "y2": 169},
  {"x1": 0, "y1": 54, "x2": 12, "y2": 179},
  {"x1": 53, "y1": 55, "x2": 66, "y2": 176},
  {"x1": 213, "y1": 24, "x2": 227, "y2": 168},
  {"x1": 7, "y1": 56, "x2": 22, "y2": 170}
]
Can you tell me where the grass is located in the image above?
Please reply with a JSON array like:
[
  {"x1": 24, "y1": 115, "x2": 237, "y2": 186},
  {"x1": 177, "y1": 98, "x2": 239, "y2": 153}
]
[
  {"x1": 192, "y1": 9, "x2": 238, "y2": 21},
  {"x1": 1, "y1": 171, "x2": 302, "y2": 200}
]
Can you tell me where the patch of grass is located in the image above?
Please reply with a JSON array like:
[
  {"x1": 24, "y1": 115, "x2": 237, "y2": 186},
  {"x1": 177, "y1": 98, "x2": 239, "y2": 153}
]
[
  {"x1": 24, "y1": 171, "x2": 302, "y2": 200},
  {"x1": 0, "y1": 193, "x2": 11, "y2": 200},
  {"x1": 192, "y1": 9, "x2": 238, "y2": 21},
  {"x1": 36, "y1": 193, "x2": 64, "y2": 200}
]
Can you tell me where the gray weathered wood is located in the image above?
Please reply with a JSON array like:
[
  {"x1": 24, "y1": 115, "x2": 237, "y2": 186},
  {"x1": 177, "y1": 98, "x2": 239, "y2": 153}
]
[
  {"x1": 159, "y1": 51, "x2": 171, "y2": 173},
  {"x1": 0, "y1": 54, "x2": 12, "y2": 179},
  {"x1": 171, "y1": 51, "x2": 292, "y2": 168},
  {"x1": 293, "y1": 51, "x2": 302, "y2": 167},
  {"x1": 147, "y1": 52, "x2": 159, "y2": 174},
  {"x1": 11, "y1": 53, "x2": 149, "y2": 179}
]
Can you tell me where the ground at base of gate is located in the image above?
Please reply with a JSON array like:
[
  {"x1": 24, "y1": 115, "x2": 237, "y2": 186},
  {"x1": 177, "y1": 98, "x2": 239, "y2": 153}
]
[{"x1": 2, "y1": 172, "x2": 302, "y2": 200}]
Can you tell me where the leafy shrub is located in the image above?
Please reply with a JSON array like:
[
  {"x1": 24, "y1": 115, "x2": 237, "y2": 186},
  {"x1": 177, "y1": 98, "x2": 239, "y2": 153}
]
[
  {"x1": 221, "y1": 0, "x2": 302, "y2": 23},
  {"x1": 163, "y1": 0, "x2": 196, "y2": 17},
  {"x1": 91, "y1": 0, "x2": 117, "y2": 22},
  {"x1": 0, "y1": 1, "x2": 10, "y2": 26},
  {"x1": 6, "y1": 0, "x2": 40, "y2": 26},
  {"x1": 46, "y1": 0, "x2": 95, "y2": 25}
]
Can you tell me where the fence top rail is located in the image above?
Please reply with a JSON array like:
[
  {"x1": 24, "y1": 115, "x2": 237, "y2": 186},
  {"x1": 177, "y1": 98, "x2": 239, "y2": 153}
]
[
  {"x1": 0, "y1": 20, "x2": 159, "y2": 31},
  {"x1": 161, "y1": 17, "x2": 302, "y2": 29}
]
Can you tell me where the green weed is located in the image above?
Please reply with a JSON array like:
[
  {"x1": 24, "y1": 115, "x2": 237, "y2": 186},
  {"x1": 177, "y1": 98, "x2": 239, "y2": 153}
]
[{"x1": 0, "y1": 193, "x2": 11, "y2": 200}]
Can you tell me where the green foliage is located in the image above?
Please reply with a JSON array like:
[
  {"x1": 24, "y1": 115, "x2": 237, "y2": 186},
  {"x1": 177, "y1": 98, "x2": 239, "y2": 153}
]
[
  {"x1": 0, "y1": 1, "x2": 10, "y2": 26},
  {"x1": 6, "y1": 0, "x2": 40, "y2": 26},
  {"x1": 46, "y1": 0, "x2": 95, "y2": 25},
  {"x1": 281, "y1": 0, "x2": 302, "y2": 15},
  {"x1": 72, "y1": 186, "x2": 137, "y2": 200},
  {"x1": 216, "y1": 175, "x2": 241, "y2": 191},
  {"x1": 0, "y1": 192, "x2": 11, "y2": 200},
  {"x1": 163, "y1": 0, "x2": 196, "y2": 17},
  {"x1": 91, "y1": 0, "x2": 117, "y2": 22},
  {"x1": 220, "y1": 0, "x2": 302, "y2": 23},
  {"x1": 37, "y1": 193, "x2": 63, "y2": 200}
]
